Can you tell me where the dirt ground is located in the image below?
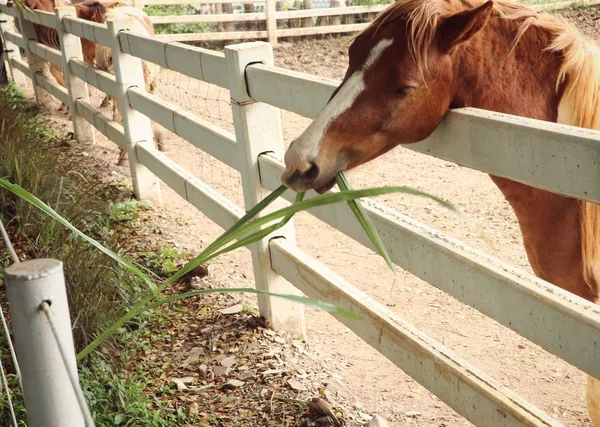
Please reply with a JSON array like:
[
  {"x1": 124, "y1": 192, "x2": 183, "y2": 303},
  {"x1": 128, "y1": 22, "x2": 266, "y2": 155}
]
[{"x1": 29, "y1": 5, "x2": 600, "y2": 426}]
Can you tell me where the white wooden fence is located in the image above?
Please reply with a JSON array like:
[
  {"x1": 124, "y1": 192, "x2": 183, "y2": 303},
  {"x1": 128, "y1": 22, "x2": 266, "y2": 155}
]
[
  {"x1": 147, "y1": 0, "x2": 391, "y2": 44},
  {"x1": 1, "y1": 3, "x2": 599, "y2": 425},
  {"x1": 134, "y1": 0, "x2": 596, "y2": 44}
]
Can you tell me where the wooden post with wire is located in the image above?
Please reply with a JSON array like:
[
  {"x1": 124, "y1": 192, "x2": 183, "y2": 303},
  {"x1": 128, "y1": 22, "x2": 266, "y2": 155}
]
[
  {"x1": 106, "y1": 16, "x2": 162, "y2": 204},
  {"x1": 55, "y1": 6, "x2": 95, "y2": 144},
  {"x1": 226, "y1": 42, "x2": 306, "y2": 338},
  {"x1": 14, "y1": 8, "x2": 47, "y2": 104},
  {"x1": 4, "y1": 259, "x2": 88, "y2": 427},
  {"x1": 0, "y1": 11, "x2": 27, "y2": 89}
]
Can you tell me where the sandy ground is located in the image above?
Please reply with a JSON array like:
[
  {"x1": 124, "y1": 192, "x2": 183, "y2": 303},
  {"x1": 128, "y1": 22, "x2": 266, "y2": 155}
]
[{"x1": 29, "y1": 6, "x2": 600, "y2": 426}]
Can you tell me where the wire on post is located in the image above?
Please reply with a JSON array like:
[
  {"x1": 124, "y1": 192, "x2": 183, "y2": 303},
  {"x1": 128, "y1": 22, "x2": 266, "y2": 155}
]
[{"x1": 40, "y1": 301, "x2": 96, "y2": 427}]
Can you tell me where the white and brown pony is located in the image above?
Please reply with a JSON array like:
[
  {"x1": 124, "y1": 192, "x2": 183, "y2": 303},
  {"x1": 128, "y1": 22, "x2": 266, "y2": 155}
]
[
  {"x1": 281, "y1": 0, "x2": 600, "y2": 423},
  {"x1": 61, "y1": 0, "x2": 164, "y2": 165}
]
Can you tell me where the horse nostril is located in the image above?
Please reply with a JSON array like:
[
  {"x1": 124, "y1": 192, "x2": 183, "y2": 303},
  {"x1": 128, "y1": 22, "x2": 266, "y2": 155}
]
[{"x1": 302, "y1": 161, "x2": 320, "y2": 181}]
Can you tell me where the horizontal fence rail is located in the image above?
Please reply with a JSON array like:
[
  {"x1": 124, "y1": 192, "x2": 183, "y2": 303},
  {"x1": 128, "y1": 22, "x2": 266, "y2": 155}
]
[
  {"x1": 258, "y1": 153, "x2": 600, "y2": 380},
  {"x1": 1, "y1": 3, "x2": 599, "y2": 426},
  {"x1": 118, "y1": 31, "x2": 229, "y2": 87},
  {"x1": 269, "y1": 239, "x2": 563, "y2": 427},
  {"x1": 245, "y1": 63, "x2": 600, "y2": 205}
]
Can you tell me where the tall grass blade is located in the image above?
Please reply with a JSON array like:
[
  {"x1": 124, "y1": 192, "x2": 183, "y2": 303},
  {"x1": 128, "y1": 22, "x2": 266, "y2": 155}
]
[
  {"x1": 336, "y1": 172, "x2": 395, "y2": 274},
  {"x1": 0, "y1": 178, "x2": 158, "y2": 293}
]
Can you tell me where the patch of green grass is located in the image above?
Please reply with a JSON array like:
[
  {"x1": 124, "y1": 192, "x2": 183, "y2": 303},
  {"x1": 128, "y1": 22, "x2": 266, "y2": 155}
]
[
  {"x1": 144, "y1": 5, "x2": 209, "y2": 34},
  {"x1": 0, "y1": 83, "x2": 167, "y2": 425},
  {"x1": 140, "y1": 245, "x2": 191, "y2": 277}
]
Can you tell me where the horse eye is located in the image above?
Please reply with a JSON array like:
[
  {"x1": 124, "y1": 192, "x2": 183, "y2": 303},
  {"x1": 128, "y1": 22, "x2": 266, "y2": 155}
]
[{"x1": 394, "y1": 86, "x2": 415, "y2": 96}]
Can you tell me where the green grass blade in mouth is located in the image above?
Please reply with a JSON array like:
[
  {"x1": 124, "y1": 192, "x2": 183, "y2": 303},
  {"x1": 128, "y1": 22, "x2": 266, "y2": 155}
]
[{"x1": 336, "y1": 172, "x2": 395, "y2": 274}]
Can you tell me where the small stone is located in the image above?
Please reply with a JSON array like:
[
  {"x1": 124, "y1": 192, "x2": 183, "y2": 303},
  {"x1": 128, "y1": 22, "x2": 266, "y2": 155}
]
[
  {"x1": 287, "y1": 379, "x2": 307, "y2": 391},
  {"x1": 213, "y1": 366, "x2": 231, "y2": 377},
  {"x1": 219, "y1": 303, "x2": 243, "y2": 315},
  {"x1": 220, "y1": 356, "x2": 237, "y2": 368},
  {"x1": 223, "y1": 379, "x2": 245, "y2": 389}
]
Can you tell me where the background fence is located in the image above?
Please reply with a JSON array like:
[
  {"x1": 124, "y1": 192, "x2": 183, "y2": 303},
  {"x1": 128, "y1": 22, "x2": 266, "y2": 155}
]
[
  {"x1": 0, "y1": 1, "x2": 600, "y2": 426},
  {"x1": 126, "y1": 0, "x2": 600, "y2": 44}
]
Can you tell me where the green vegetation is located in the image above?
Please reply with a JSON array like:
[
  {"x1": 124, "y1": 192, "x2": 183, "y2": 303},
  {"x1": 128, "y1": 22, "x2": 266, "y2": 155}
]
[
  {"x1": 144, "y1": 5, "x2": 209, "y2": 35},
  {"x1": 0, "y1": 83, "x2": 182, "y2": 425}
]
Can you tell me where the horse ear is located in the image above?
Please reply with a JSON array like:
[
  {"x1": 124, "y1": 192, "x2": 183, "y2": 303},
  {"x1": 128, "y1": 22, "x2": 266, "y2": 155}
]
[
  {"x1": 437, "y1": 1, "x2": 494, "y2": 54},
  {"x1": 74, "y1": 4, "x2": 92, "y2": 19}
]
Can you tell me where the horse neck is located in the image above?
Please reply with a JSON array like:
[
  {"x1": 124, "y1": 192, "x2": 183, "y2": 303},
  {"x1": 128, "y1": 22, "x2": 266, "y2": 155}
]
[
  {"x1": 451, "y1": 19, "x2": 582, "y2": 242},
  {"x1": 451, "y1": 19, "x2": 565, "y2": 122}
]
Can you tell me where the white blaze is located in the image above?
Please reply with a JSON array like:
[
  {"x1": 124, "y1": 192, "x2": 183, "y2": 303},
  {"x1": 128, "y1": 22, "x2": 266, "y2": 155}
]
[{"x1": 286, "y1": 38, "x2": 394, "y2": 168}]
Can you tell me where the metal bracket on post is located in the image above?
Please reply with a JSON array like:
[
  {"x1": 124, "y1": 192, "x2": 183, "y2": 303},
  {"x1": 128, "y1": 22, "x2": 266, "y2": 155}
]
[
  {"x1": 106, "y1": 17, "x2": 161, "y2": 205},
  {"x1": 0, "y1": 11, "x2": 27, "y2": 89},
  {"x1": 4, "y1": 259, "x2": 86, "y2": 427},
  {"x1": 226, "y1": 41, "x2": 305, "y2": 338},
  {"x1": 55, "y1": 7, "x2": 95, "y2": 144}
]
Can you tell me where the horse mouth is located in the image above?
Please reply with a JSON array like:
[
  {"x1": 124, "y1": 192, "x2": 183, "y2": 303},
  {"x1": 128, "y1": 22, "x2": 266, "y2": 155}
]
[{"x1": 315, "y1": 177, "x2": 337, "y2": 194}]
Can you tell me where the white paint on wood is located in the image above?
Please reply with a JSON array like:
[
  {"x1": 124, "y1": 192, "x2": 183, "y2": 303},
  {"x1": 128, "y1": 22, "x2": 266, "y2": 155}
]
[
  {"x1": 28, "y1": 40, "x2": 62, "y2": 66},
  {"x1": 56, "y1": 7, "x2": 95, "y2": 143},
  {"x1": 136, "y1": 143, "x2": 244, "y2": 230},
  {"x1": 34, "y1": 72, "x2": 69, "y2": 104},
  {"x1": 107, "y1": 17, "x2": 161, "y2": 204},
  {"x1": 68, "y1": 58, "x2": 121, "y2": 99},
  {"x1": 16, "y1": 7, "x2": 48, "y2": 103},
  {"x1": 269, "y1": 239, "x2": 564, "y2": 427},
  {"x1": 10, "y1": 56, "x2": 30, "y2": 76},
  {"x1": 155, "y1": 30, "x2": 268, "y2": 42},
  {"x1": 126, "y1": 87, "x2": 239, "y2": 167},
  {"x1": 119, "y1": 34, "x2": 228, "y2": 87},
  {"x1": 0, "y1": 17, "x2": 27, "y2": 88},
  {"x1": 4, "y1": 259, "x2": 86, "y2": 427},
  {"x1": 277, "y1": 23, "x2": 370, "y2": 37},
  {"x1": 0, "y1": 4, "x2": 20, "y2": 18},
  {"x1": 3, "y1": 29, "x2": 24, "y2": 49},
  {"x1": 275, "y1": 4, "x2": 388, "y2": 19},
  {"x1": 136, "y1": 143, "x2": 193, "y2": 198},
  {"x1": 62, "y1": 16, "x2": 112, "y2": 47},
  {"x1": 226, "y1": 42, "x2": 306, "y2": 337},
  {"x1": 185, "y1": 176, "x2": 244, "y2": 230},
  {"x1": 150, "y1": 12, "x2": 266, "y2": 24},
  {"x1": 21, "y1": 9, "x2": 57, "y2": 30},
  {"x1": 257, "y1": 153, "x2": 600, "y2": 380},
  {"x1": 75, "y1": 99, "x2": 125, "y2": 148},
  {"x1": 266, "y1": 0, "x2": 277, "y2": 45}
]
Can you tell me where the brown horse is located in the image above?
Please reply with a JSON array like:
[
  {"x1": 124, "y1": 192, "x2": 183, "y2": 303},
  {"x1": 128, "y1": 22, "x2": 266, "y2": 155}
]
[
  {"x1": 54, "y1": 0, "x2": 165, "y2": 165},
  {"x1": 281, "y1": 0, "x2": 600, "y2": 423}
]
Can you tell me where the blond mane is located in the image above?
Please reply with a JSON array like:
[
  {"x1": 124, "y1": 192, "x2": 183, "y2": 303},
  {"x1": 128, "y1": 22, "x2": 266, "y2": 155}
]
[
  {"x1": 358, "y1": 0, "x2": 600, "y2": 128},
  {"x1": 358, "y1": 0, "x2": 600, "y2": 289}
]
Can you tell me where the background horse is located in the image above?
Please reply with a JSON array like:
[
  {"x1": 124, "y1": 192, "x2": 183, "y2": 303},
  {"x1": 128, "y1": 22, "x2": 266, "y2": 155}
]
[
  {"x1": 281, "y1": 0, "x2": 600, "y2": 424},
  {"x1": 12, "y1": 0, "x2": 165, "y2": 164},
  {"x1": 57, "y1": 0, "x2": 165, "y2": 165}
]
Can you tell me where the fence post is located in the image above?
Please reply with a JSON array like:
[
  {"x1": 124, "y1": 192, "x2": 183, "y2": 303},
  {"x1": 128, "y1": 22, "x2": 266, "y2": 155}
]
[
  {"x1": 266, "y1": 0, "x2": 277, "y2": 45},
  {"x1": 55, "y1": 7, "x2": 94, "y2": 144},
  {"x1": 15, "y1": 9, "x2": 48, "y2": 104},
  {"x1": 4, "y1": 259, "x2": 85, "y2": 427},
  {"x1": 107, "y1": 17, "x2": 162, "y2": 204},
  {"x1": 0, "y1": 12, "x2": 27, "y2": 89},
  {"x1": 226, "y1": 42, "x2": 306, "y2": 338}
]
